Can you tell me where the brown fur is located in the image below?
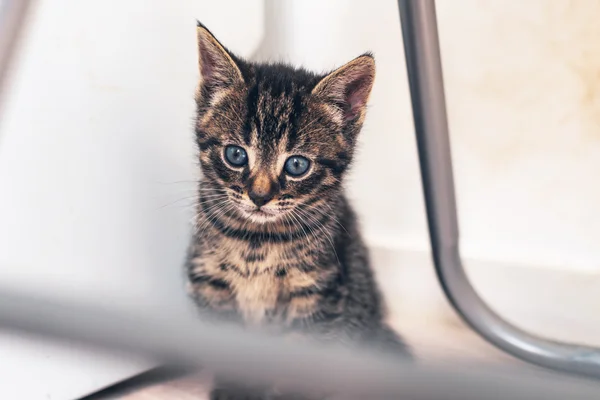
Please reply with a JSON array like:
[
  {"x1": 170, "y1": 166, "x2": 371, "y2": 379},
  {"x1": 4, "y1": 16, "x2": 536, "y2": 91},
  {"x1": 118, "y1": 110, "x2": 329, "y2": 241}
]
[{"x1": 187, "y1": 22, "x2": 411, "y2": 400}]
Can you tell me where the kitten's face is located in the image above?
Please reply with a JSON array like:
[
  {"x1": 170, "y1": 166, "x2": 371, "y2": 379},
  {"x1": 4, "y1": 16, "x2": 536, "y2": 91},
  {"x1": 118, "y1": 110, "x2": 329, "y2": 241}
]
[{"x1": 195, "y1": 22, "x2": 374, "y2": 225}]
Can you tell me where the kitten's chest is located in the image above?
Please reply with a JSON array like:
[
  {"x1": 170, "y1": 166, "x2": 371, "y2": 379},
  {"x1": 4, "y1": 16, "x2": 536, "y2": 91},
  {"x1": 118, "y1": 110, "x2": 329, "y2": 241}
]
[
  {"x1": 205, "y1": 241, "x2": 318, "y2": 325},
  {"x1": 231, "y1": 272, "x2": 278, "y2": 325},
  {"x1": 210, "y1": 243, "x2": 286, "y2": 324}
]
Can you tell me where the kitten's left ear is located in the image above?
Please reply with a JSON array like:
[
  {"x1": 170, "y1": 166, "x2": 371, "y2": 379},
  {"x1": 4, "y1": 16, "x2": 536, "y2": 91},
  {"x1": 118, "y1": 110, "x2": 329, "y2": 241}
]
[
  {"x1": 196, "y1": 21, "x2": 244, "y2": 91},
  {"x1": 312, "y1": 54, "x2": 375, "y2": 122}
]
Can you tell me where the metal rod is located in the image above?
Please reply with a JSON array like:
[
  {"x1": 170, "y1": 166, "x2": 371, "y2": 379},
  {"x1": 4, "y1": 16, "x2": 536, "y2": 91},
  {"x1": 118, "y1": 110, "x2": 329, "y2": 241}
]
[
  {"x1": 397, "y1": 0, "x2": 600, "y2": 378},
  {"x1": 2, "y1": 288, "x2": 600, "y2": 400}
]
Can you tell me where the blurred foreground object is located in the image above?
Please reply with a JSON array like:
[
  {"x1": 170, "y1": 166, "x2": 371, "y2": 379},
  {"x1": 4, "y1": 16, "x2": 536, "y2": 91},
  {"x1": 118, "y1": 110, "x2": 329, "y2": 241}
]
[
  {"x1": 0, "y1": 0, "x2": 31, "y2": 94},
  {"x1": 2, "y1": 288, "x2": 600, "y2": 400}
]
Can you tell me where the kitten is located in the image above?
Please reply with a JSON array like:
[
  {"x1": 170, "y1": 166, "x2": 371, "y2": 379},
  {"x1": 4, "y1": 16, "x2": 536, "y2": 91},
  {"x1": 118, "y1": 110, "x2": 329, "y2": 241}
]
[{"x1": 187, "y1": 21, "x2": 411, "y2": 400}]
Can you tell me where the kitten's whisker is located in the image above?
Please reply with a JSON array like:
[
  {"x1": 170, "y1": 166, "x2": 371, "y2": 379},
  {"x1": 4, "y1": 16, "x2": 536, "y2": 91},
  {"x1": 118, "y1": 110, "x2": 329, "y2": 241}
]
[
  {"x1": 198, "y1": 195, "x2": 230, "y2": 201},
  {"x1": 155, "y1": 195, "x2": 201, "y2": 211},
  {"x1": 194, "y1": 201, "x2": 231, "y2": 229},
  {"x1": 209, "y1": 203, "x2": 235, "y2": 228},
  {"x1": 280, "y1": 213, "x2": 294, "y2": 254},
  {"x1": 196, "y1": 189, "x2": 221, "y2": 192},
  {"x1": 310, "y1": 201, "x2": 349, "y2": 236},
  {"x1": 281, "y1": 213, "x2": 298, "y2": 255},
  {"x1": 196, "y1": 186, "x2": 226, "y2": 190},
  {"x1": 154, "y1": 190, "x2": 227, "y2": 211},
  {"x1": 197, "y1": 183, "x2": 226, "y2": 190},
  {"x1": 199, "y1": 199, "x2": 231, "y2": 216},
  {"x1": 196, "y1": 190, "x2": 228, "y2": 195},
  {"x1": 196, "y1": 197, "x2": 230, "y2": 208},
  {"x1": 195, "y1": 201, "x2": 236, "y2": 236},
  {"x1": 153, "y1": 180, "x2": 200, "y2": 185},
  {"x1": 290, "y1": 209, "x2": 320, "y2": 250},
  {"x1": 295, "y1": 206, "x2": 340, "y2": 264},
  {"x1": 288, "y1": 209, "x2": 312, "y2": 247},
  {"x1": 198, "y1": 192, "x2": 229, "y2": 198}
]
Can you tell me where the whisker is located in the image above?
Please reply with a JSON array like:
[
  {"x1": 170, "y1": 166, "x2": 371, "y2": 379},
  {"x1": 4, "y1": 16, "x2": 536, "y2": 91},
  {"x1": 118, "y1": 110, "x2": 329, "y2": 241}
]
[
  {"x1": 195, "y1": 201, "x2": 236, "y2": 236},
  {"x1": 309, "y1": 201, "x2": 349, "y2": 236},
  {"x1": 288, "y1": 208, "x2": 312, "y2": 247},
  {"x1": 153, "y1": 180, "x2": 200, "y2": 185},
  {"x1": 155, "y1": 196, "x2": 200, "y2": 211},
  {"x1": 294, "y1": 206, "x2": 339, "y2": 264},
  {"x1": 198, "y1": 194, "x2": 230, "y2": 201}
]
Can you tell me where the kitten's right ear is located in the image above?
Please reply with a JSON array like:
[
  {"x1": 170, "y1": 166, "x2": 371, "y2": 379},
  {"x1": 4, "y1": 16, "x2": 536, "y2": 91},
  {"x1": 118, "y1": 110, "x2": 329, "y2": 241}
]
[
  {"x1": 311, "y1": 54, "x2": 375, "y2": 125},
  {"x1": 196, "y1": 21, "x2": 244, "y2": 91}
]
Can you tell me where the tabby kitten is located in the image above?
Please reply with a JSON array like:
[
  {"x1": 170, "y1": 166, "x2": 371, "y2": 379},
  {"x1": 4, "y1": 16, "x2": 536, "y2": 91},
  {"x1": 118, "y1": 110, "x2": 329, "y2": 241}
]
[{"x1": 187, "y1": 21, "x2": 411, "y2": 399}]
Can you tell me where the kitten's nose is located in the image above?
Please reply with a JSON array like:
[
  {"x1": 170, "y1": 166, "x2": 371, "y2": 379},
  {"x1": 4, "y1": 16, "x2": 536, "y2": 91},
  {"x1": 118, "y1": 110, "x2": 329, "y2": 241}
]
[
  {"x1": 248, "y1": 173, "x2": 277, "y2": 208},
  {"x1": 249, "y1": 191, "x2": 274, "y2": 208}
]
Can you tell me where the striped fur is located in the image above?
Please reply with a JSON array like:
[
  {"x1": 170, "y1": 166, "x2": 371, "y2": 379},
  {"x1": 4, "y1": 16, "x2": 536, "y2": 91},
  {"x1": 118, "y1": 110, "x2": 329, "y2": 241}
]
[{"x1": 187, "y1": 22, "x2": 411, "y2": 400}]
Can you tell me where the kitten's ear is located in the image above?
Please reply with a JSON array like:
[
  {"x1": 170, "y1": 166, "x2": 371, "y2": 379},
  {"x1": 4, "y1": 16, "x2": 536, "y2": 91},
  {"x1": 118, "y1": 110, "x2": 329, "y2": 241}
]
[
  {"x1": 196, "y1": 21, "x2": 244, "y2": 90},
  {"x1": 312, "y1": 54, "x2": 375, "y2": 122}
]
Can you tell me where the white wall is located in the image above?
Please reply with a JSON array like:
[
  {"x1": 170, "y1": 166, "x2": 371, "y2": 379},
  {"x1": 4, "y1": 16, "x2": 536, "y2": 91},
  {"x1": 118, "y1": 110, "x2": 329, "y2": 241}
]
[{"x1": 438, "y1": 0, "x2": 600, "y2": 272}]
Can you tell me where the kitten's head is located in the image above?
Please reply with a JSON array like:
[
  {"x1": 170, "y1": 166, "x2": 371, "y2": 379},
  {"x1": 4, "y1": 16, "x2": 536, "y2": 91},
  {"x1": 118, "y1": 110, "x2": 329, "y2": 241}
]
[{"x1": 195, "y1": 22, "x2": 374, "y2": 225}]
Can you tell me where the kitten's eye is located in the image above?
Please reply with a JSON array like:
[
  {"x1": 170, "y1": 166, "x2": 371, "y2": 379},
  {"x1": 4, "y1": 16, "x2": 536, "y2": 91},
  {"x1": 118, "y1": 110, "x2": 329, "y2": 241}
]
[
  {"x1": 224, "y1": 145, "x2": 248, "y2": 167},
  {"x1": 284, "y1": 156, "x2": 310, "y2": 177}
]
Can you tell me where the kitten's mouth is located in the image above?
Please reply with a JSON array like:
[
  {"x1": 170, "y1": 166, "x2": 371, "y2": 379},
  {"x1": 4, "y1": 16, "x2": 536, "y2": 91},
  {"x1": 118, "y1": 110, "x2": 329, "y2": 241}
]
[
  {"x1": 253, "y1": 209, "x2": 271, "y2": 216},
  {"x1": 238, "y1": 205, "x2": 280, "y2": 223}
]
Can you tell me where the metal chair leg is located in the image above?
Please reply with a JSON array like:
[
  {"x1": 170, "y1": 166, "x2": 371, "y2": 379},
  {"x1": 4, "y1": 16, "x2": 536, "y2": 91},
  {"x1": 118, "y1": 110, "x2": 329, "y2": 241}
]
[{"x1": 397, "y1": 0, "x2": 600, "y2": 378}]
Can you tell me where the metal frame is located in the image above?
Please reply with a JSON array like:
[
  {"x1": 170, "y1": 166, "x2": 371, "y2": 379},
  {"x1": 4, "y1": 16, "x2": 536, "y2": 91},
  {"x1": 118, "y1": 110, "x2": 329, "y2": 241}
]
[{"x1": 398, "y1": 0, "x2": 600, "y2": 378}]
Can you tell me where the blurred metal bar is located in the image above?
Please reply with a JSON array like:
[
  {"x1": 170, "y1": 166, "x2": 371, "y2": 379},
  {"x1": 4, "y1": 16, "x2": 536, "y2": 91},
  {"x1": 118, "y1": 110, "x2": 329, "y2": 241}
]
[
  {"x1": 2, "y1": 288, "x2": 600, "y2": 400},
  {"x1": 0, "y1": 0, "x2": 32, "y2": 96},
  {"x1": 397, "y1": 0, "x2": 600, "y2": 378}
]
